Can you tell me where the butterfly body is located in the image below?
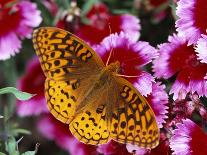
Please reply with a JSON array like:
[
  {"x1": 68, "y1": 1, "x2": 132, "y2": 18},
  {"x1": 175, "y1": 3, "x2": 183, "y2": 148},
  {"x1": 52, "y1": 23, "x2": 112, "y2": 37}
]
[
  {"x1": 33, "y1": 27, "x2": 159, "y2": 149},
  {"x1": 74, "y1": 61, "x2": 120, "y2": 119}
]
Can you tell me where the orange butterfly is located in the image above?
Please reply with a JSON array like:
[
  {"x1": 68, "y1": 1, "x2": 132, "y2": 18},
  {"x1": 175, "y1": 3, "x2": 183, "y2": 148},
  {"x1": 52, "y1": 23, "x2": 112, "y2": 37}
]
[{"x1": 33, "y1": 27, "x2": 159, "y2": 148}]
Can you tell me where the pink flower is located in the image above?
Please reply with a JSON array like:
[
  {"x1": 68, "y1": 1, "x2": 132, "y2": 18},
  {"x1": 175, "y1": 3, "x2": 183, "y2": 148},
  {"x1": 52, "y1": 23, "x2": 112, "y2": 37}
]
[
  {"x1": 76, "y1": 3, "x2": 141, "y2": 45},
  {"x1": 38, "y1": 114, "x2": 97, "y2": 155},
  {"x1": 176, "y1": 0, "x2": 207, "y2": 44},
  {"x1": 195, "y1": 34, "x2": 207, "y2": 63},
  {"x1": 153, "y1": 34, "x2": 207, "y2": 100},
  {"x1": 95, "y1": 32, "x2": 158, "y2": 96},
  {"x1": 17, "y1": 57, "x2": 48, "y2": 116},
  {"x1": 170, "y1": 119, "x2": 207, "y2": 155},
  {"x1": 146, "y1": 83, "x2": 168, "y2": 128},
  {"x1": 97, "y1": 140, "x2": 132, "y2": 155},
  {"x1": 0, "y1": 0, "x2": 42, "y2": 60}
]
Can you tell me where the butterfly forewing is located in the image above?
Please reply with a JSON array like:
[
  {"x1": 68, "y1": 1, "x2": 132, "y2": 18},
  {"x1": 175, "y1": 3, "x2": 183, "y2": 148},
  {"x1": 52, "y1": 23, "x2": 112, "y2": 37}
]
[
  {"x1": 33, "y1": 27, "x2": 104, "y2": 79},
  {"x1": 109, "y1": 76, "x2": 159, "y2": 148},
  {"x1": 32, "y1": 27, "x2": 104, "y2": 123}
]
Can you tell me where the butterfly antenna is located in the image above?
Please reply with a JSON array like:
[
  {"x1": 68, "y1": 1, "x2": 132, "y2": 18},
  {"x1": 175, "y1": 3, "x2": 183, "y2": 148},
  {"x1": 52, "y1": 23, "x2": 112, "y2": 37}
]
[
  {"x1": 115, "y1": 74, "x2": 141, "y2": 78},
  {"x1": 106, "y1": 23, "x2": 113, "y2": 66}
]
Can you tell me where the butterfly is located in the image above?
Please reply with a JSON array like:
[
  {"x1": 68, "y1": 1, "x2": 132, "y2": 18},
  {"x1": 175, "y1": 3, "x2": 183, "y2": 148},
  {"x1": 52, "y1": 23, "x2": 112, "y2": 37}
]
[{"x1": 32, "y1": 27, "x2": 159, "y2": 149}]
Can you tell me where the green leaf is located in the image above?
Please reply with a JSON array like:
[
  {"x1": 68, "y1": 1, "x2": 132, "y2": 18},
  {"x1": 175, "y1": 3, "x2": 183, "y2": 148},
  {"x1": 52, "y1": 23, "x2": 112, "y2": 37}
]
[
  {"x1": 0, "y1": 87, "x2": 35, "y2": 101},
  {"x1": 5, "y1": 137, "x2": 19, "y2": 155},
  {"x1": 0, "y1": 152, "x2": 7, "y2": 155},
  {"x1": 21, "y1": 143, "x2": 40, "y2": 155},
  {"x1": 11, "y1": 128, "x2": 31, "y2": 136},
  {"x1": 21, "y1": 151, "x2": 36, "y2": 155},
  {"x1": 35, "y1": 0, "x2": 54, "y2": 26}
]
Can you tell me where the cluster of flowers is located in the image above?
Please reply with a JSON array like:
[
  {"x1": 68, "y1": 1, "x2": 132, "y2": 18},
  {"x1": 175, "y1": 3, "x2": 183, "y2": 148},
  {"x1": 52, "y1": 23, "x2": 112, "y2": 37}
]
[{"x1": 1, "y1": 0, "x2": 207, "y2": 154}]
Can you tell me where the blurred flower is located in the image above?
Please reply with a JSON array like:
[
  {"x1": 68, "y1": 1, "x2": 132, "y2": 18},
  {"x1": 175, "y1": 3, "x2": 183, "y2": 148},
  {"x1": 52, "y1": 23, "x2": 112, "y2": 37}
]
[
  {"x1": 149, "y1": 131, "x2": 170, "y2": 155},
  {"x1": 195, "y1": 34, "x2": 207, "y2": 63},
  {"x1": 97, "y1": 140, "x2": 132, "y2": 155},
  {"x1": 147, "y1": 0, "x2": 168, "y2": 7},
  {"x1": 170, "y1": 119, "x2": 207, "y2": 155},
  {"x1": 153, "y1": 34, "x2": 207, "y2": 100},
  {"x1": 56, "y1": 1, "x2": 81, "y2": 32},
  {"x1": 42, "y1": 0, "x2": 58, "y2": 16},
  {"x1": 142, "y1": 0, "x2": 169, "y2": 23},
  {"x1": 0, "y1": 0, "x2": 42, "y2": 60},
  {"x1": 17, "y1": 57, "x2": 48, "y2": 116},
  {"x1": 58, "y1": 2, "x2": 141, "y2": 45},
  {"x1": 38, "y1": 114, "x2": 97, "y2": 155},
  {"x1": 176, "y1": 0, "x2": 207, "y2": 44},
  {"x1": 95, "y1": 32, "x2": 158, "y2": 96},
  {"x1": 173, "y1": 94, "x2": 207, "y2": 123},
  {"x1": 146, "y1": 83, "x2": 168, "y2": 128}
]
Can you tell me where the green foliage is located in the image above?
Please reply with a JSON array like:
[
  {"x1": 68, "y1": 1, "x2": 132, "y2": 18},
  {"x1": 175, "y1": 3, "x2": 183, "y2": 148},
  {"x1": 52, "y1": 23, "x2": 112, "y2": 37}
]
[
  {"x1": 0, "y1": 88, "x2": 35, "y2": 154},
  {"x1": 2, "y1": 137, "x2": 38, "y2": 155},
  {"x1": 0, "y1": 87, "x2": 35, "y2": 101}
]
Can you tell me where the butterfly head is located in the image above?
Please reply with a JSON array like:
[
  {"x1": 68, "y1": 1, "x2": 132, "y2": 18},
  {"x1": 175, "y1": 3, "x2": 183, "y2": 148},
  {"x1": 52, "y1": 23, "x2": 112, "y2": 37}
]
[{"x1": 108, "y1": 61, "x2": 120, "y2": 73}]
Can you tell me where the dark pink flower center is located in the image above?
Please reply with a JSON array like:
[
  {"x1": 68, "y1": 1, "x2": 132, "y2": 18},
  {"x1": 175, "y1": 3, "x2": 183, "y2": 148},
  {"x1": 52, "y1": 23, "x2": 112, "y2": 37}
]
[
  {"x1": 98, "y1": 141, "x2": 131, "y2": 155},
  {"x1": 0, "y1": 0, "x2": 22, "y2": 36},
  {"x1": 168, "y1": 43, "x2": 207, "y2": 85},
  {"x1": 100, "y1": 45, "x2": 144, "y2": 83},
  {"x1": 190, "y1": 125, "x2": 207, "y2": 155},
  {"x1": 194, "y1": 0, "x2": 207, "y2": 34},
  {"x1": 149, "y1": 0, "x2": 167, "y2": 7},
  {"x1": 77, "y1": 15, "x2": 122, "y2": 44},
  {"x1": 20, "y1": 62, "x2": 45, "y2": 99}
]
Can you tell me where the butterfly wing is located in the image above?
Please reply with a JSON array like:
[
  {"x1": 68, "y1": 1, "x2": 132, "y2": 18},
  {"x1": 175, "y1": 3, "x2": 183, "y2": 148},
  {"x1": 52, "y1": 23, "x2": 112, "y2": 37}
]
[
  {"x1": 109, "y1": 76, "x2": 159, "y2": 149},
  {"x1": 33, "y1": 27, "x2": 105, "y2": 124},
  {"x1": 68, "y1": 78, "x2": 117, "y2": 145},
  {"x1": 69, "y1": 104, "x2": 110, "y2": 145}
]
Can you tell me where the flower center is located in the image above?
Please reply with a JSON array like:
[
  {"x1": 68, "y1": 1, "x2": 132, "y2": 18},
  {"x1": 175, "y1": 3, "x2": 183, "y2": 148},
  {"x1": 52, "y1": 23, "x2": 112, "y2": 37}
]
[
  {"x1": 0, "y1": 0, "x2": 21, "y2": 36},
  {"x1": 185, "y1": 54, "x2": 200, "y2": 68},
  {"x1": 194, "y1": 0, "x2": 207, "y2": 34}
]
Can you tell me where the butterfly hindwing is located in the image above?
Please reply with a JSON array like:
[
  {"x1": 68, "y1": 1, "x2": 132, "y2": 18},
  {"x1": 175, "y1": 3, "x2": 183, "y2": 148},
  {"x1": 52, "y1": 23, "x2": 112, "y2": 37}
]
[
  {"x1": 45, "y1": 75, "x2": 96, "y2": 124},
  {"x1": 32, "y1": 27, "x2": 104, "y2": 124},
  {"x1": 69, "y1": 104, "x2": 110, "y2": 145},
  {"x1": 109, "y1": 76, "x2": 159, "y2": 149}
]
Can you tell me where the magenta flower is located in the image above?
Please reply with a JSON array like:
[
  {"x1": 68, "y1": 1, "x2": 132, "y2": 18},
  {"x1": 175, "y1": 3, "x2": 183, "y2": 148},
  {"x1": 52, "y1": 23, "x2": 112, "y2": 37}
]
[
  {"x1": 95, "y1": 32, "x2": 158, "y2": 96},
  {"x1": 176, "y1": 0, "x2": 207, "y2": 44},
  {"x1": 38, "y1": 114, "x2": 97, "y2": 155},
  {"x1": 0, "y1": 0, "x2": 42, "y2": 60},
  {"x1": 126, "y1": 144, "x2": 148, "y2": 155},
  {"x1": 97, "y1": 140, "x2": 132, "y2": 155},
  {"x1": 195, "y1": 34, "x2": 207, "y2": 63},
  {"x1": 76, "y1": 3, "x2": 141, "y2": 45},
  {"x1": 153, "y1": 34, "x2": 207, "y2": 100},
  {"x1": 17, "y1": 57, "x2": 48, "y2": 116},
  {"x1": 146, "y1": 83, "x2": 168, "y2": 128},
  {"x1": 170, "y1": 119, "x2": 207, "y2": 155}
]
